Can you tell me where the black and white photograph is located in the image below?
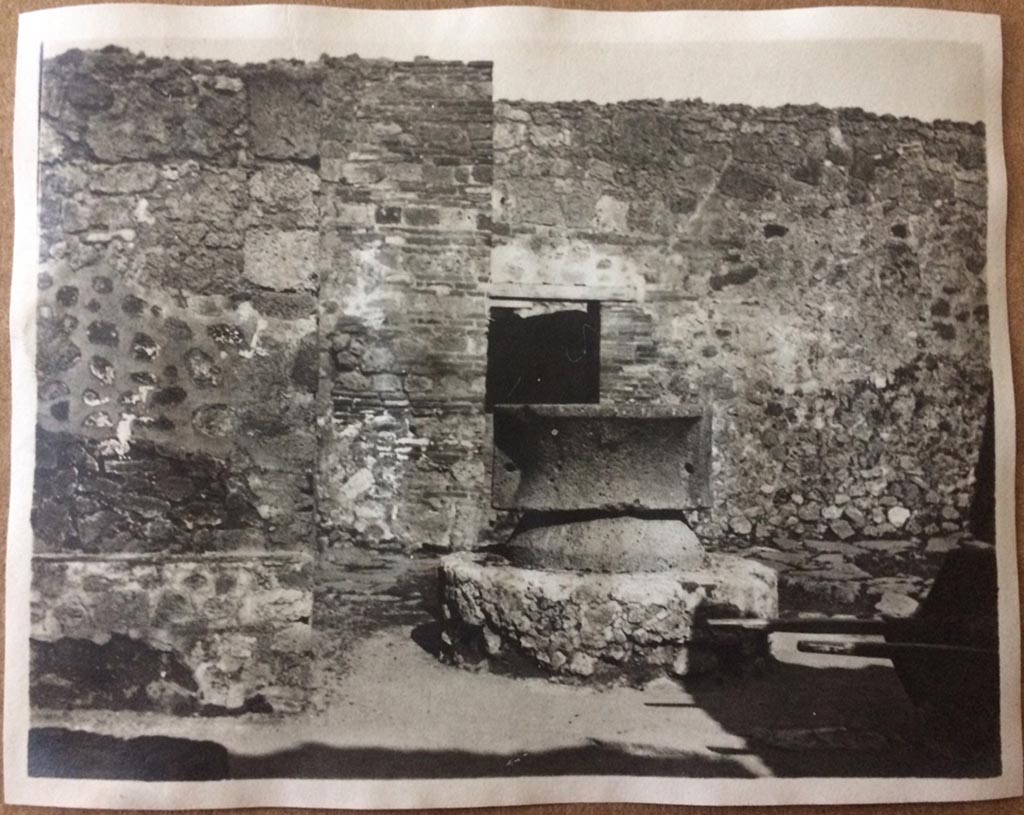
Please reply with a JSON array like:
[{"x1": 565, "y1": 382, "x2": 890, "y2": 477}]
[{"x1": 4, "y1": 3, "x2": 1020, "y2": 808}]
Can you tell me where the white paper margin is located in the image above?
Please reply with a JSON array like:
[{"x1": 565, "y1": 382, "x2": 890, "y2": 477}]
[{"x1": 6, "y1": 3, "x2": 1020, "y2": 809}]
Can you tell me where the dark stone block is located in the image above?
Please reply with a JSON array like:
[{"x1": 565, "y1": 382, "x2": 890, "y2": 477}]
[
  {"x1": 207, "y1": 323, "x2": 247, "y2": 347},
  {"x1": 39, "y1": 380, "x2": 70, "y2": 401},
  {"x1": 247, "y1": 68, "x2": 320, "y2": 160},
  {"x1": 82, "y1": 411, "x2": 111, "y2": 428},
  {"x1": 164, "y1": 317, "x2": 193, "y2": 340},
  {"x1": 791, "y1": 156, "x2": 823, "y2": 185},
  {"x1": 709, "y1": 266, "x2": 759, "y2": 291},
  {"x1": 192, "y1": 404, "x2": 237, "y2": 437},
  {"x1": 64, "y1": 74, "x2": 115, "y2": 112},
  {"x1": 138, "y1": 415, "x2": 176, "y2": 432},
  {"x1": 56, "y1": 286, "x2": 79, "y2": 307},
  {"x1": 37, "y1": 317, "x2": 81, "y2": 376},
  {"x1": 86, "y1": 321, "x2": 119, "y2": 347},
  {"x1": 472, "y1": 164, "x2": 493, "y2": 184},
  {"x1": 239, "y1": 409, "x2": 289, "y2": 438},
  {"x1": 375, "y1": 206, "x2": 402, "y2": 224},
  {"x1": 718, "y1": 165, "x2": 776, "y2": 201},
  {"x1": 131, "y1": 333, "x2": 160, "y2": 361},
  {"x1": 121, "y1": 294, "x2": 147, "y2": 315},
  {"x1": 150, "y1": 386, "x2": 188, "y2": 406},
  {"x1": 670, "y1": 191, "x2": 699, "y2": 214},
  {"x1": 957, "y1": 144, "x2": 986, "y2": 171},
  {"x1": 402, "y1": 207, "x2": 440, "y2": 227},
  {"x1": 250, "y1": 292, "x2": 317, "y2": 320},
  {"x1": 850, "y1": 150, "x2": 876, "y2": 184},
  {"x1": 184, "y1": 348, "x2": 220, "y2": 386},
  {"x1": 290, "y1": 340, "x2": 319, "y2": 394}
]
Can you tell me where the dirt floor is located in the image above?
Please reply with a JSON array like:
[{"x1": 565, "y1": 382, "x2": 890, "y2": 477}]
[{"x1": 28, "y1": 551, "x2": 1001, "y2": 780}]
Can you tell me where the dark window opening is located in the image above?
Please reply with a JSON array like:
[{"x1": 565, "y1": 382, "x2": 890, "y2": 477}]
[{"x1": 485, "y1": 302, "x2": 600, "y2": 410}]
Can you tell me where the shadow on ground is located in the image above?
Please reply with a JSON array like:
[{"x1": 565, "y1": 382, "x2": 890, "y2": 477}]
[
  {"x1": 28, "y1": 655, "x2": 1001, "y2": 781},
  {"x1": 28, "y1": 727, "x2": 753, "y2": 780},
  {"x1": 681, "y1": 660, "x2": 1001, "y2": 778}
]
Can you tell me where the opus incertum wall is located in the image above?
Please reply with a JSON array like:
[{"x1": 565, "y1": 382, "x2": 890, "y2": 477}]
[{"x1": 30, "y1": 47, "x2": 990, "y2": 714}]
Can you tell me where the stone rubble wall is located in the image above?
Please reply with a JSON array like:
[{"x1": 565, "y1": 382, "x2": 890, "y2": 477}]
[
  {"x1": 494, "y1": 100, "x2": 990, "y2": 613},
  {"x1": 31, "y1": 47, "x2": 992, "y2": 715},
  {"x1": 34, "y1": 48, "x2": 496, "y2": 714}
]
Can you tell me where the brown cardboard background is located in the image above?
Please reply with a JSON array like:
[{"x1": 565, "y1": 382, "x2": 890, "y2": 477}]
[{"x1": 0, "y1": 1, "x2": 1020, "y2": 812}]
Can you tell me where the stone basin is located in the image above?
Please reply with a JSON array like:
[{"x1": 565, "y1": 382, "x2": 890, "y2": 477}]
[{"x1": 492, "y1": 404, "x2": 712, "y2": 512}]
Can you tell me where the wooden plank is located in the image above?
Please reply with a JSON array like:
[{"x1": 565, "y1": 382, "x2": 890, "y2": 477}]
[
  {"x1": 797, "y1": 639, "x2": 999, "y2": 659},
  {"x1": 706, "y1": 616, "x2": 890, "y2": 635}
]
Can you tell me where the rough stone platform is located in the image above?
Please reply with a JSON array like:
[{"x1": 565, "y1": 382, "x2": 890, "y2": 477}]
[{"x1": 439, "y1": 552, "x2": 778, "y2": 682}]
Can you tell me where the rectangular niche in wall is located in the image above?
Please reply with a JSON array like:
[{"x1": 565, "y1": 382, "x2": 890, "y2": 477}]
[{"x1": 485, "y1": 301, "x2": 600, "y2": 410}]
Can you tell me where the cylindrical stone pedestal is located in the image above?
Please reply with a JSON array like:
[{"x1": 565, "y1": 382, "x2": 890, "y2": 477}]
[{"x1": 505, "y1": 515, "x2": 705, "y2": 572}]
